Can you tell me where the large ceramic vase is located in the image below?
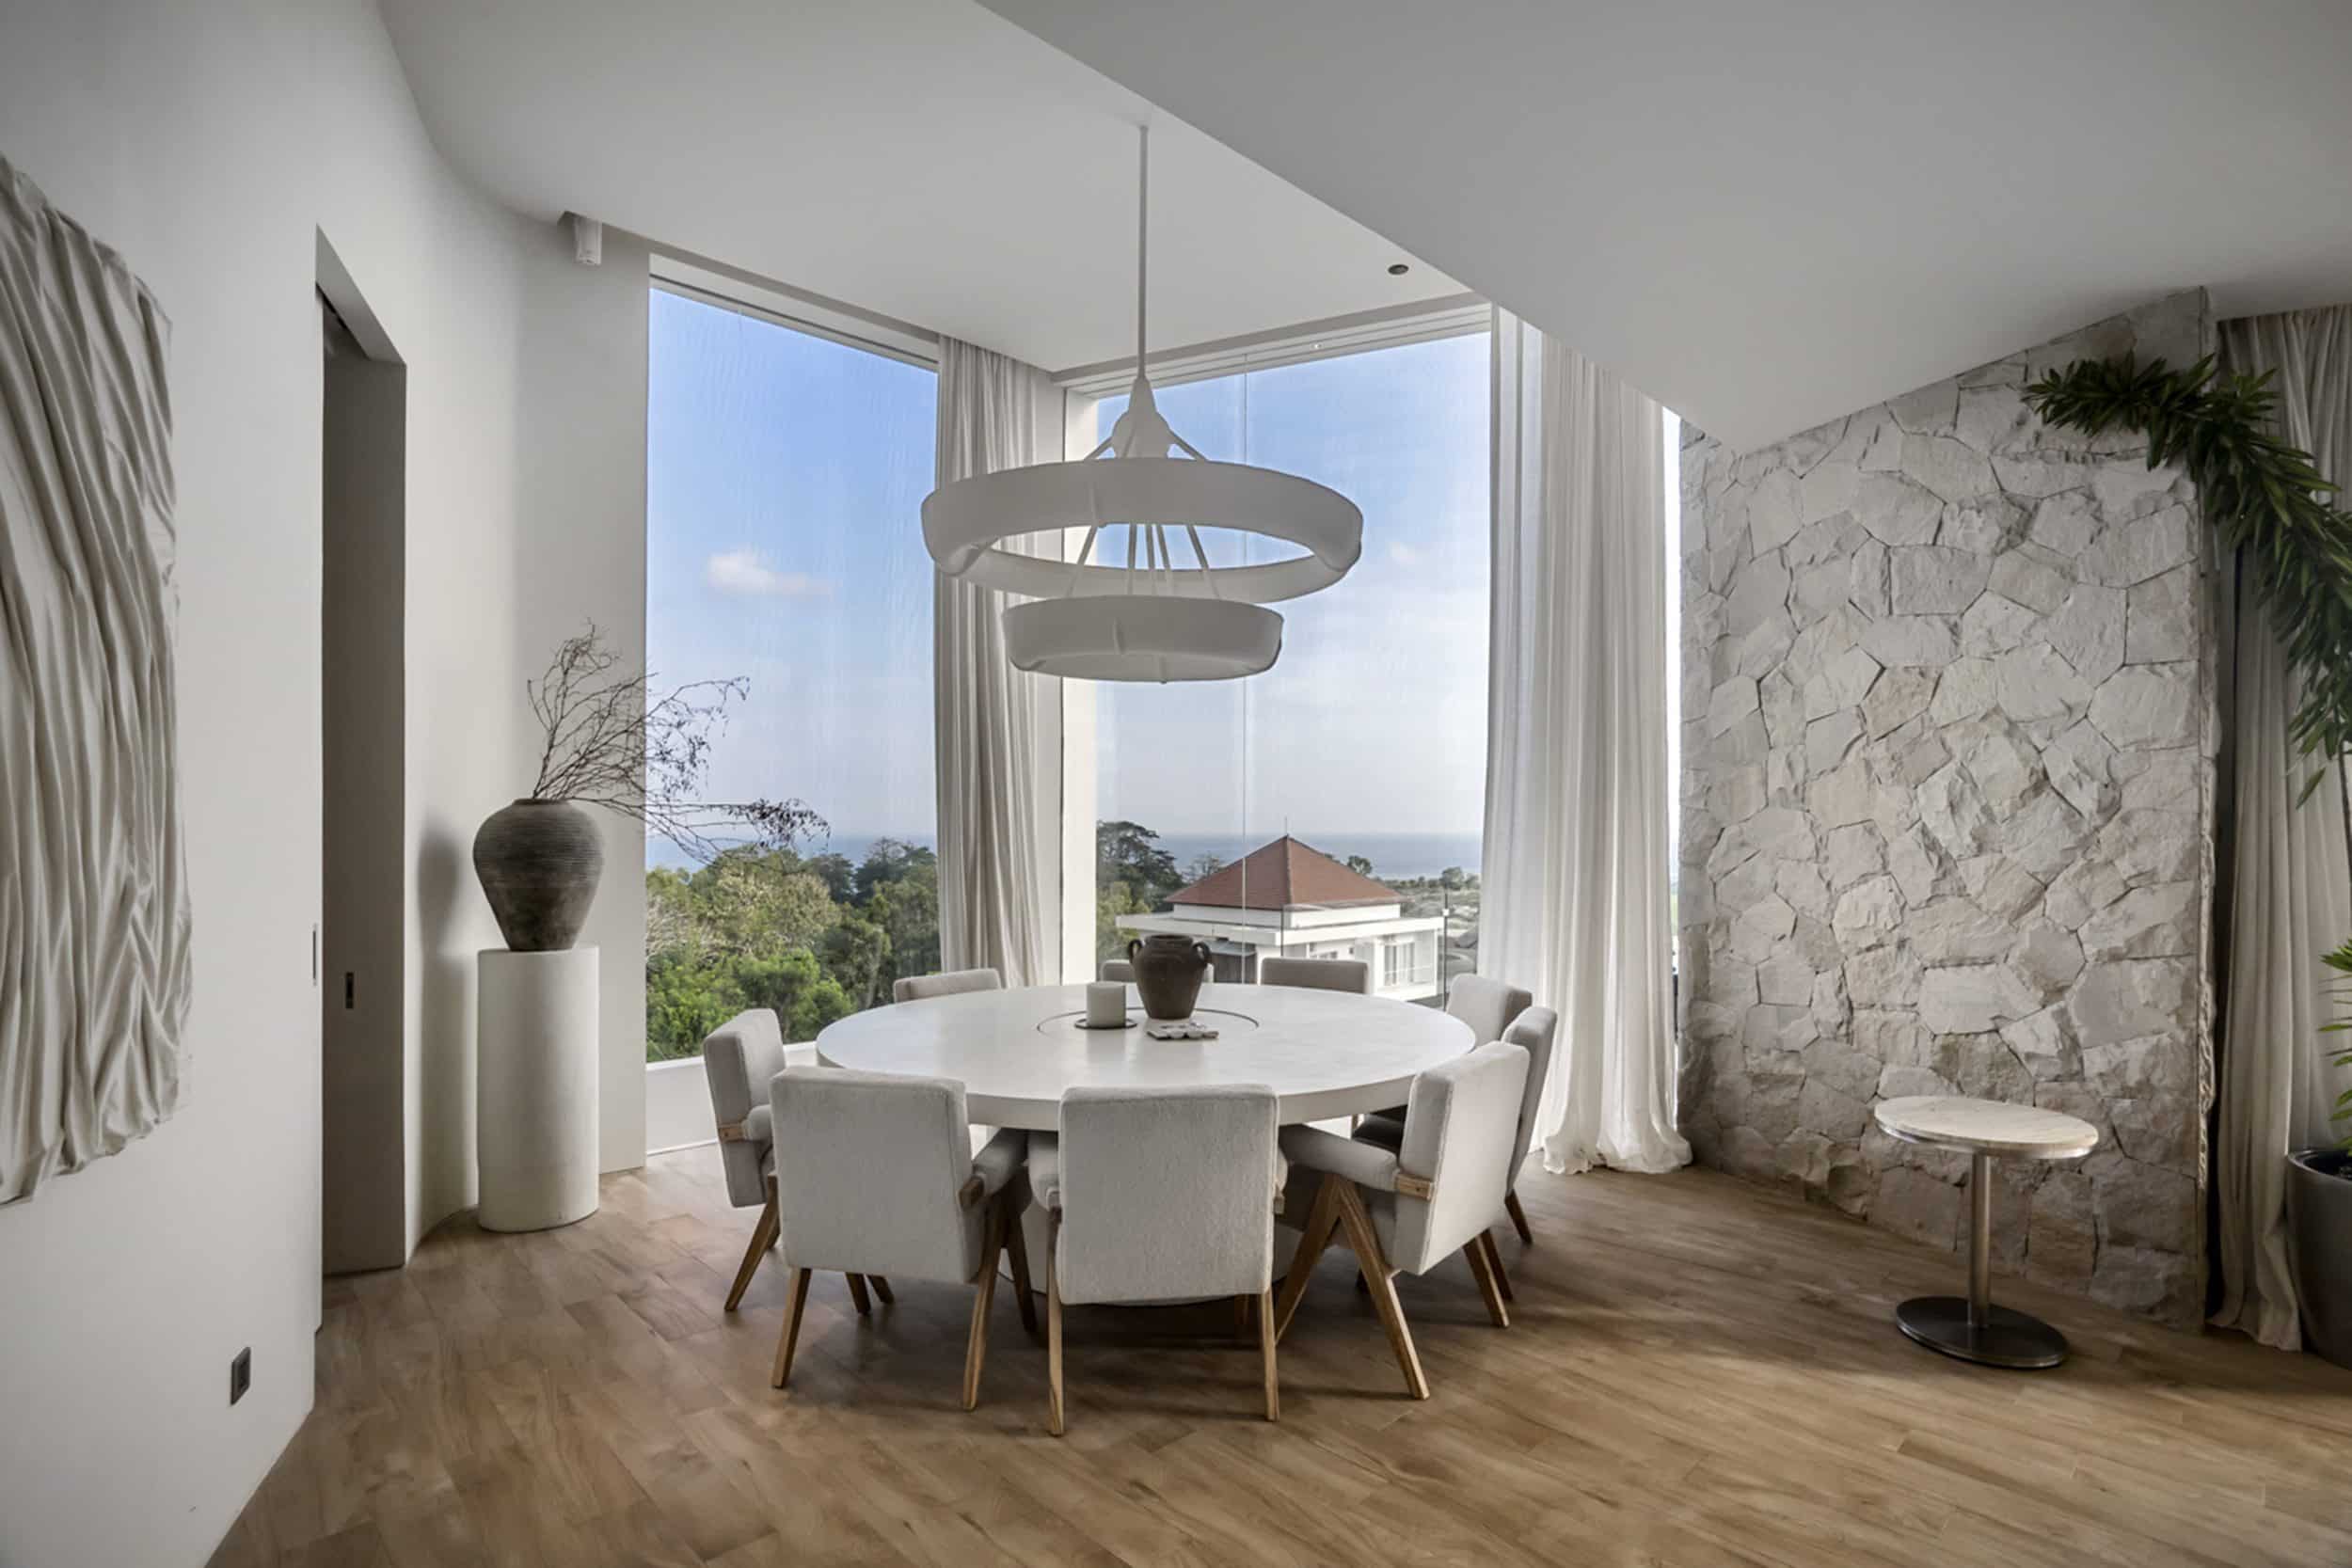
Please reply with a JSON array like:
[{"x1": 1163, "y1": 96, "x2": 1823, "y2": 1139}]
[
  {"x1": 1128, "y1": 933, "x2": 1212, "y2": 1021},
  {"x1": 472, "y1": 799, "x2": 605, "y2": 952},
  {"x1": 2288, "y1": 1148, "x2": 2352, "y2": 1367}
]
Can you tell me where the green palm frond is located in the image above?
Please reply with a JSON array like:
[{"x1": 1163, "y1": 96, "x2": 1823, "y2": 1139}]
[{"x1": 2026, "y1": 354, "x2": 2352, "y2": 797}]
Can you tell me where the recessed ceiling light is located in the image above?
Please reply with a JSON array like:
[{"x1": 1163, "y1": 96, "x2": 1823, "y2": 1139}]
[{"x1": 1387, "y1": 261, "x2": 1410, "y2": 276}]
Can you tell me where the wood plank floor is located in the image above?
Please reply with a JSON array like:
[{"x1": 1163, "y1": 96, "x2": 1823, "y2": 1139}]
[{"x1": 209, "y1": 1149, "x2": 2352, "y2": 1568}]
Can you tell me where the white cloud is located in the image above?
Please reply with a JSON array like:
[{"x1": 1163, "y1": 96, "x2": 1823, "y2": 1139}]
[
  {"x1": 705, "y1": 547, "x2": 833, "y2": 598},
  {"x1": 1387, "y1": 541, "x2": 1424, "y2": 566}
]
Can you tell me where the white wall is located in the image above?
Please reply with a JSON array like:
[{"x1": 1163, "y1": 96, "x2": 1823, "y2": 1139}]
[
  {"x1": 403, "y1": 222, "x2": 653, "y2": 1248},
  {"x1": 0, "y1": 3, "x2": 649, "y2": 1561}
]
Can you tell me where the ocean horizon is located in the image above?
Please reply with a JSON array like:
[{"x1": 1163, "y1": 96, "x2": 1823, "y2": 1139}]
[{"x1": 651, "y1": 827, "x2": 1483, "y2": 881}]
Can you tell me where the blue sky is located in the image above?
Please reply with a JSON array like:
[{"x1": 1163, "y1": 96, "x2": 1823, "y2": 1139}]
[
  {"x1": 1090, "y1": 336, "x2": 1490, "y2": 836},
  {"x1": 647, "y1": 292, "x2": 938, "y2": 843},
  {"x1": 646, "y1": 292, "x2": 1492, "y2": 847}
]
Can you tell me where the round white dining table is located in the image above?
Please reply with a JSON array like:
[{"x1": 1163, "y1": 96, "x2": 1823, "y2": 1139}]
[{"x1": 815, "y1": 981, "x2": 1475, "y2": 1130}]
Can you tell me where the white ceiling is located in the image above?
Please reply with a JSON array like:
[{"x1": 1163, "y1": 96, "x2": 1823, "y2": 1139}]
[
  {"x1": 979, "y1": 0, "x2": 2352, "y2": 451},
  {"x1": 375, "y1": 0, "x2": 1462, "y2": 372}
]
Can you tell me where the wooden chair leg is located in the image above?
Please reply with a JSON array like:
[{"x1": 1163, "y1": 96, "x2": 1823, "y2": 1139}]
[
  {"x1": 770, "y1": 1268, "x2": 814, "y2": 1388},
  {"x1": 962, "y1": 1201, "x2": 1005, "y2": 1412},
  {"x1": 845, "y1": 1273, "x2": 873, "y2": 1316},
  {"x1": 1480, "y1": 1229, "x2": 1515, "y2": 1303},
  {"x1": 1464, "y1": 1234, "x2": 1511, "y2": 1328},
  {"x1": 1002, "y1": 1194, "x2": 1038, "y2": 1337},
  {"x1": 723, "y1": 1190, "x2": 779, "y2": 1312},
  {"x1": 1258, "y1": 1287, "x2": 1279, "y2": 1422},
  {"x1": 1505, "y1": 1190, "x2": 1534, "y2": 1246},
  {"x1": 1046, "y1": 1212, "x2": 1066, "y2": 1437},
  {"x1": 869, "y1": 1275, "x2": 895, "y2": 1306},
  {"x1": 1273, "y1": 1175, "x2": 1343, "y2": 1339},
  {"x1": 1331, "y1": 1181, "x2": 1429, "y2": 1400}
]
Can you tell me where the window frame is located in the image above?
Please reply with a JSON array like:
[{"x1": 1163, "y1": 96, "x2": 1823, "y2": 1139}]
[{"x1": 644, "y1": 261, "x2": 1495, "y2": 1146}]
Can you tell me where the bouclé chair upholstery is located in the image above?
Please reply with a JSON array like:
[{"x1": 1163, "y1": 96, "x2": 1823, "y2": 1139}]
[
  {"x1": 1276, "y1": 1040, "x2": 1531, "y2": 1398},
  {"x1": 765, "y1": 1067, "x2": 1033, "y2": 1408},
  {"x1": 893, "y1": 966, "x2": 1002, "y2": 1004},
  {"x1": 1027, "y1": 1083, "x2": 1285, "y2": 1434},
  {"x1": 699, "y1": 1008, "x2": 817, "y2": 1310}
]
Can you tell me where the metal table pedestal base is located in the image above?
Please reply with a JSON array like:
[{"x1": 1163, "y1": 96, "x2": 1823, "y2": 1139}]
[
  {"x1": 1894, "y1": 1149, "x2": 2069, "y2": 1370},
  {"x1": 1895, "y1": 1295, "x2": 2068, "y2": 1370}
]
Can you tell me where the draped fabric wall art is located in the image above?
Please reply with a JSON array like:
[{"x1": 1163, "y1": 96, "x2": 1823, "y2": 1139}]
[{"x1": 0, "y1": 156, "x2": 189, "y2": 1203}]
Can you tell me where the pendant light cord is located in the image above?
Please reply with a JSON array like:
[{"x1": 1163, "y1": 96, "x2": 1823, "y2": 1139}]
[{"x1": 1136, "y1": 123, "x2": 1149, "y2": 379}]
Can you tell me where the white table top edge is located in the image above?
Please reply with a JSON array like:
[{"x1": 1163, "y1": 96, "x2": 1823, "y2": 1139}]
[
  {"x1": 1872, "y1": 1094, "x2": 2100, "y2": 1160},
  {"x1": 816, "y1": 981, "x2": 1475, "y2": 1132}
]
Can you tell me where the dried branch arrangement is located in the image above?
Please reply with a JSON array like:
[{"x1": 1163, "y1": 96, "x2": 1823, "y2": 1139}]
[{"x1": 526, "y1": 626, "x2": 825, "y2": 863}]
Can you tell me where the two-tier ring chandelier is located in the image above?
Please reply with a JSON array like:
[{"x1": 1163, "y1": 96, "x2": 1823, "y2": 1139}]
[{"x1": 920, "y1": 124, "x2": 1362, "y2": 682}]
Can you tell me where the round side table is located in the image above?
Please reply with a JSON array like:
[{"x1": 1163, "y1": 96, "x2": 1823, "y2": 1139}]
[{"x1": 1872, "y1": 1095, "x2": 2098, "y2": 1370}]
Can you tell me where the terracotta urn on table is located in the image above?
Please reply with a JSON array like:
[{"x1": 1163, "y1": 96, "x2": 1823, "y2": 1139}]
[{"x1": 1127, "y1": 933, "x2": 1212, "y2": 1021}]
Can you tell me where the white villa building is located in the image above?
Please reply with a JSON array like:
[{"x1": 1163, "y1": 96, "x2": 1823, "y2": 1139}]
[{"x1": 1116, "y1": 836, "x2": 1445, "y2": 1003}]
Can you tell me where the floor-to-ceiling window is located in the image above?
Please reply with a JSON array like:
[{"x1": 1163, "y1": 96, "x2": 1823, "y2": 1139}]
[
  {"x1": 643, "y1": 289, "x2": 937, "y2": 1061},
  {"x1": 1088, "y1": 330, "x2": 1491, "y2": 1006}
]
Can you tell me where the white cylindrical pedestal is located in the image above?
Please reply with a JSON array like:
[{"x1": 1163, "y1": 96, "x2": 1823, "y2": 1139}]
[{"x1": 477, "y1": 946, "x2": 600, "y2": 1231}]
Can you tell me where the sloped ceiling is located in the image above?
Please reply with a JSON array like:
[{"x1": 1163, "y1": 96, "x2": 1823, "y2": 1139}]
[
  {"x1": 376, "y1": 0, "x2": 1463, "y2": 372},
  {"x1": 979, "y1": 0, "x2": 2352, "y2": 449}
]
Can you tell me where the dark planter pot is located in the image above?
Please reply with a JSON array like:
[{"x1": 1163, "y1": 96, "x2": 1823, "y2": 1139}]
[
  {"x1": 2288, "y1": 1148, "x2": 2352, "y2": 1368},
  {"x1": 1128, "y1": 933, "x2": 1212, "y2": 1021},
  {"x1": 472, "y1": 799, "x2": 605, "y2": 952}
]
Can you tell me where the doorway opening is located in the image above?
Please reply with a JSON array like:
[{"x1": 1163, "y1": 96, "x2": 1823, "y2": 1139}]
[{"x1": 319, "y1": 240, "x2": 408, "y2": 1275}]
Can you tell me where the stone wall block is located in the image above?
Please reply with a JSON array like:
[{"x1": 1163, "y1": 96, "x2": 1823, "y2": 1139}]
[
  {"x1": 1883, "y1": 826, "x2": 1943, "y2": 907},
  {"x1": 2026, "y1": 1170, "x2": 2097, "y2": 1293},
  {"x1": 1748, "y1": 467, "x2": 1804, "y2": 555},
  {"x1": 1862, "y1": 668, "x2": 1935, "y2": 737},
  {"x1": 2026, "y1": 489, "x2": 2100, "y2": 556},
  {"x1": 1958, "y1": 591, "x2": 2040, "y2": 657},
  {"x1": 2125, "y1": 564, "x2": 2196, "y2": 663},
  {"x1": 2047, "y1": 583, "x2": 2125, "y2": 687},
  {"x1": 2089, "y1": 663, "x2": 2198, "y2": 750},
  {"x1": 2001, "y1": 1006, "x2": 2079, "y2": 1082},
  {"x1": 1874, "y1": 1166, "x2": 1964, "y2": 1250},
  {"x1": 1856, "y1": 474, "x2": 1944, "y2": 545},
  {"x1": 1892, "y1": 546, "x2": 1992, "y2": 615},
  {"x1": 2079, "y1": 881, "x2": 2198, "y2": 961}
]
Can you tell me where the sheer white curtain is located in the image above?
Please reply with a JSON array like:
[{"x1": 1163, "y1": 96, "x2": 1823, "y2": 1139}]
[
  {"x1": 1483, "y1": 309, "x2": 1688, "y2": 1175},
  {"x1": 2213, "y1": 306, "x2": 2352, "y2": 1349},
  {"x1": 932, "y1": 338, "x2": 1056, "y2": 984}
]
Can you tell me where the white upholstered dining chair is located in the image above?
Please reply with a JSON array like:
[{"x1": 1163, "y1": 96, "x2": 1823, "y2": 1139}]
[
  {"x1": 1443, "y1": 975, "x2": 1534, "y2": 1051},
  {"x1": 1258, "y1": 956, "x2": 1371, "y2": 993},
  {"x1": 893, "y1": 966, "x2": 1003, "y2": 1004},
  {"x1": 1274, "y1": 1040, "x2": 1530, "y2": 1399},
  {"x1": 1361, "y1": 972, "x2": 1533, "y2": 1142},
  {"x1": 766, "y1": 1067, "x2": 1033, "y2": 1408},
  {"x1": 1099, "y1": 958, "x2": 1135, "y2": 982},
  {"x1": 1027, "y1": 1084, "x2": 1285, "y2": 1435},
  {"x1": 700, "y1": 1007, "x2": 818, "y2": 1311},
  {"x1": 1355, "y1": 1006, "x2": 1560, "y2": 1290}
]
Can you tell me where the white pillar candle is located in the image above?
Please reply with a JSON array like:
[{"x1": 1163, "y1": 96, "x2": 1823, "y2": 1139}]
[{"x1": 1086, "y1": 981, "x2": 1127, "y2": 1028}]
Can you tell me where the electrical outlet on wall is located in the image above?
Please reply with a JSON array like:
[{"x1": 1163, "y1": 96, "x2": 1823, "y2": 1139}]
[{"x1": 230, "y1": 1347, "x2": 251, "y2": 1405}]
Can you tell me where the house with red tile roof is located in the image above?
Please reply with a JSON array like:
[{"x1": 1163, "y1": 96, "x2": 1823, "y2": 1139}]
[{"x1": 1114, "y1": 835, "x2": 1446, "y2": 1001}]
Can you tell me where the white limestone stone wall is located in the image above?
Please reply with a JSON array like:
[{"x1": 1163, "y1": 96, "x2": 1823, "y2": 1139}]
[{"x1": 1677, "y1": 292, "x2": 2216, "y2": 1326}]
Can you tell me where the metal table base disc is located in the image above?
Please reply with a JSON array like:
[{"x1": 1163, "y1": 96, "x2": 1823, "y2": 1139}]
[{"x1": 1896, "y1": 1296, "x2": 2069, "y2": 1370}]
